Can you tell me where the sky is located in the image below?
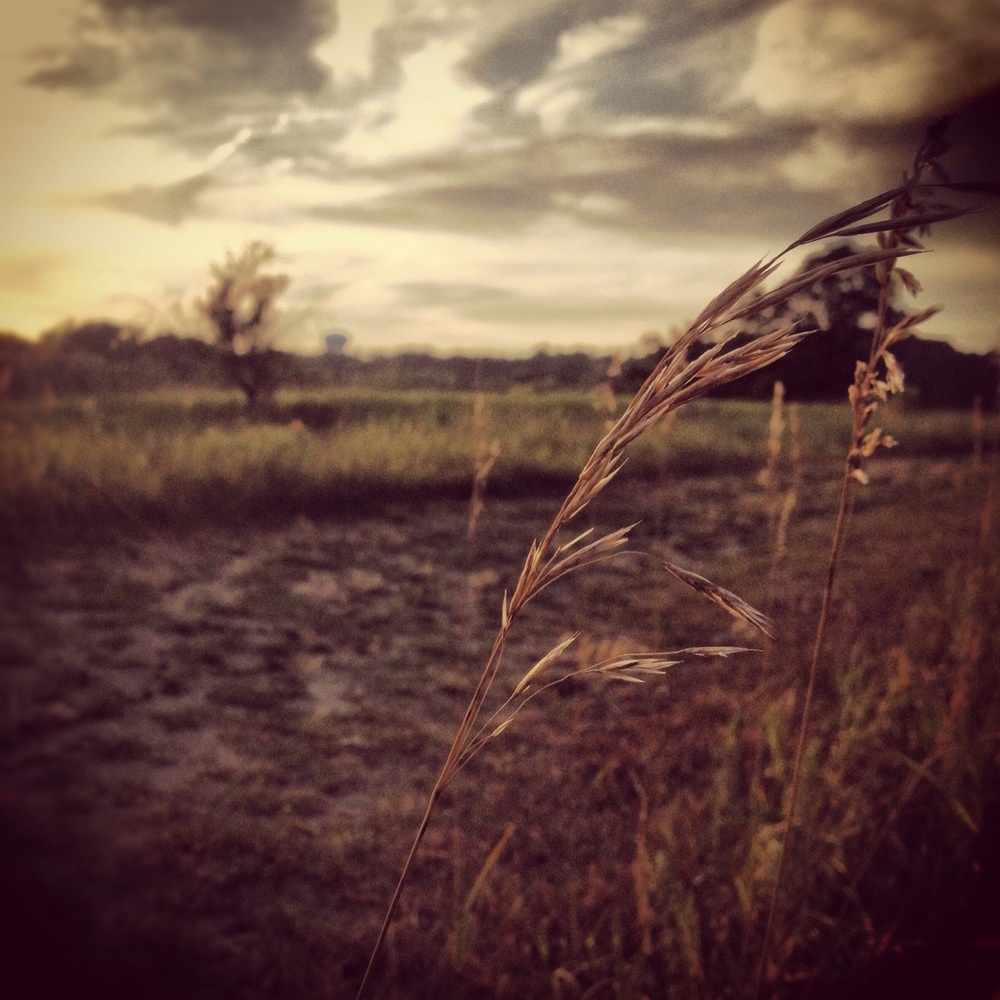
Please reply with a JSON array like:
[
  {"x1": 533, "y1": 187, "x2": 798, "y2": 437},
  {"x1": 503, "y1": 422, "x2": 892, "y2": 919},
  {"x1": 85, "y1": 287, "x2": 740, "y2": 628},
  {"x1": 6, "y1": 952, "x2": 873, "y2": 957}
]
[{"x1": 2, "y1": 0, "x2": 1000, "y2": 357}]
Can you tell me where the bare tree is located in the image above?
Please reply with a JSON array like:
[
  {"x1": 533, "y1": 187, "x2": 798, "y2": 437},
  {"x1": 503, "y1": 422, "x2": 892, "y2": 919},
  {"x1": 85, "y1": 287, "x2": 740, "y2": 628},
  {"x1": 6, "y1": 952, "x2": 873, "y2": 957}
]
[{"x1": 199, "y1": 241, "x2": 290, "y2": 409}]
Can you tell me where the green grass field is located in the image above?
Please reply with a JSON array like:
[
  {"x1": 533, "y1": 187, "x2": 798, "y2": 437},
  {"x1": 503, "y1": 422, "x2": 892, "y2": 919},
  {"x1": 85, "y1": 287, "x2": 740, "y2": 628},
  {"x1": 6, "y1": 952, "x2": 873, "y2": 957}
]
[{"x1": 2, "y1": 389, "x2": 993, "y2": 537}]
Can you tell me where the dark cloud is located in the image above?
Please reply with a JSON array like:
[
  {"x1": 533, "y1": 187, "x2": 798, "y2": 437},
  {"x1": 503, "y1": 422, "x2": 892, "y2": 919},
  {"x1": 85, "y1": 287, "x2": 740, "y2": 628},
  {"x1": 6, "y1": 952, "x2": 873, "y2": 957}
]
[
  {"x1": 944, "y1": 86, "x2": 1000, "y2": 184},
  {"x1": 287, "y1": 280, "x2": 351, "y2": 302},
  {"x1": 934, "y1": 86, "x2": 1000, "y2": 250},
  {"x1": 240, "y1": 125, "x2": 351, "y2": 172},
  {"x1": 643, "y1": 0, "x2": 781, "y2": 42},
  {"x1": 310, "y1": 118, "x2": 837, "y2": 242},
  {"x1": 311, "y1": 177, "x2": 553, "y2": 233},
  {"x1": 94, "y1": 0, "x2": 334, "y2": 50},
  {"x1": 739, "y1": 0, "x2": 1000, "y2": 128},
  {"x1": 590, "y1": 5, "x2": 775, "y2": 119},
  {"x1": 461, "y1": 0, "x2": 778, "y2": 119},
  {"x1": 23, "y1": 0, "x2": 335, "y2": 150},
  {"x1": 459, "y1": 0, "x2": 770, "y2": 90},
  {"x1": 367, "y1": 11, "x2": 450, "y2": 93},
  {"x1": 459, "y1": 0, "x2": 597, "y2": 90},
  {"x1": 95, "y1": 173, "x2": 214, "y2": 224},
  {"x1": 18, "y1": 0, "x2": 1000, "y2": 254},
  {"x1": 393, "y1": 281, "x2": 518, "y2": 309},
  {"x1": 392, "y1": 279, "x2": 667, "y2": 325},
  {"x1": 24, "y1": 42, "x2": 121, "y2": 90}
]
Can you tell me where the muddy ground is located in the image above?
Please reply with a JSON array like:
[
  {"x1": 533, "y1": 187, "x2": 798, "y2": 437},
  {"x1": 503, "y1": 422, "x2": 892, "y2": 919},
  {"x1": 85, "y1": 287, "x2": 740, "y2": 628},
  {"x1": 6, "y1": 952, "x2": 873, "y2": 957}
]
[{"x1": 1, "y1": 462, "x2": 993, "y2": 999}]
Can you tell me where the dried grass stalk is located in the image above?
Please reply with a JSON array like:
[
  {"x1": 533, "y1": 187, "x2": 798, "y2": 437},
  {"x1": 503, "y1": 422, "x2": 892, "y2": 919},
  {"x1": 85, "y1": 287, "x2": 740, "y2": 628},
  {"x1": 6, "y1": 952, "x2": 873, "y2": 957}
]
[
  {"x1": 356, "y1": 153, "x2": 978, "y2": 999},
  {"x1": 467, "y1": 392, "x2": 500, "y2": 542},
  {"x1": 754, "y1": 119, "x2": 988, "y2": 995}
]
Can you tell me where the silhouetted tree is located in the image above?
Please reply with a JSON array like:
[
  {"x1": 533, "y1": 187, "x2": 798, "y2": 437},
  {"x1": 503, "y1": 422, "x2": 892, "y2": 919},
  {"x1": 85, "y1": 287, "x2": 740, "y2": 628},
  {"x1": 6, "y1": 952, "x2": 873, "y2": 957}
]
[
  {"x1": 42, "y1": 321, "x2": 128, "y2": 356},
  {"x1": 762, "y1": 242, "x2": 906, "y2": 400},
  {"x1": 30, "y1": 321, "x2": 143, "y2": 395},
  {"x1": 199, "y1": 241, "x2": 290, "y2": 409},
  {"x1": 894, "y1": 337, "x2": 999, "y2": 409},
  {"x1": 761, "y1": 243, "x2": 997, "y2": 407},
  {"x1": 626, "y1": 243, "x2": 910, "y2": 401},
  {"x1": 0, "y1": 331, "x2": 38, "y2": 398}
]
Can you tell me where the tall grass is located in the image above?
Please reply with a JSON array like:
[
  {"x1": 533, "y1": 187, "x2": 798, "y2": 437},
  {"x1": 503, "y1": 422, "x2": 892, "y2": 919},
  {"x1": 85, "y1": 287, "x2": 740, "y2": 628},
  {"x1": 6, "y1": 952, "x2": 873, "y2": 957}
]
[
  {"x1": 3, "y1": 391, "x2": 991, "y2": 539},
  {"x1": 357, "y1": 455, "x2": 997, "y2": 998},
  {"x1": 356, "y1": 153, "x2": 986, "y2": 997},
  {"x1": 756, "y1": 114, "x2": 959, "y2": 993}
]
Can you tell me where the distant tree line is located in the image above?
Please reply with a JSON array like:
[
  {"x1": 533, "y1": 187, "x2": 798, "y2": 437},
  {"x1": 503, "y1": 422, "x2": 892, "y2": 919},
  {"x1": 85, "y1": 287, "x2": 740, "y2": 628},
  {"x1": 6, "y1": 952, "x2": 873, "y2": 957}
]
[
  {"x1": 0, "y1": 243, "x2": 995, "y2": 408},
  {"x1": 0, "y1": 324, "x2": 609, "y2": 399},
  {"x1": 2, "y1": 320, "x2": 993, "y2": 409},
  {"x1": 614, "y1": 330, "x2": 999, "y2": 409},
  {"x1": 615, "y1": 244, "x2": 999, "y2": 410}
]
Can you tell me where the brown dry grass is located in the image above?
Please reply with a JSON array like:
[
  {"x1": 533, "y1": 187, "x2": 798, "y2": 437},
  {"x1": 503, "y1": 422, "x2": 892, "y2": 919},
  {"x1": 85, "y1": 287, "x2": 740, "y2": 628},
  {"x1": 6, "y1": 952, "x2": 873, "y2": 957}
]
[
  {"x1": 755, "y1": 119, "x2": 974, "y2": 993},
  {"x1": 357, "y1": 132, "x2": 982, "y2": 997}
]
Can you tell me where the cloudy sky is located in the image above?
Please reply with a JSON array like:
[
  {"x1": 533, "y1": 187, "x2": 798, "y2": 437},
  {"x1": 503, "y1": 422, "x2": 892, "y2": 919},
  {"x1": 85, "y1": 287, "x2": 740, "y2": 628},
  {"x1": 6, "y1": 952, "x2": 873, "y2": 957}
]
[{"x1": 3, "y1": 0, "x2": 999, "y2": 356}]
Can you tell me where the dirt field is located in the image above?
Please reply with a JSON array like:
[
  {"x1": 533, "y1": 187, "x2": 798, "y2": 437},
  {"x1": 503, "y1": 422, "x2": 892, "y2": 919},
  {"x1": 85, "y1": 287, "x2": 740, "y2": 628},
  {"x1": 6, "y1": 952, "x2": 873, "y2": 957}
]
[{"x1": 1, "y1": 460, "x2": 994, "y2": 999}]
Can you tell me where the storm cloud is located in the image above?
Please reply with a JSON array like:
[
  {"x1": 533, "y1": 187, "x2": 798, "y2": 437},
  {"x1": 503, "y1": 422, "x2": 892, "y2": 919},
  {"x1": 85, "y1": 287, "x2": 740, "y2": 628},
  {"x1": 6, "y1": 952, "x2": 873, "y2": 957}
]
[
  {"x1": 94, "y1": 172, "x2": 215, "y2": 225},
  {"x1": 5, "y1": 0, "x2": 1000, "y2": 352},
  {"x1": 24, "y1": 1, "x2": 1000, "y2": 190}
]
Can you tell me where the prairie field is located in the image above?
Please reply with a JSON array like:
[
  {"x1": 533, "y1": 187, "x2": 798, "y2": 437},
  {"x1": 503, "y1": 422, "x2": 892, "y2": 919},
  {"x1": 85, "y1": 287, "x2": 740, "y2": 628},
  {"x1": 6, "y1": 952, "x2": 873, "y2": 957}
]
[
  {"x1": 1, "y1": 389, "x2": 992, "y2": 531},
  {"x1": 1, "y1": 389, "x2": 998, "y2": 999}
]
